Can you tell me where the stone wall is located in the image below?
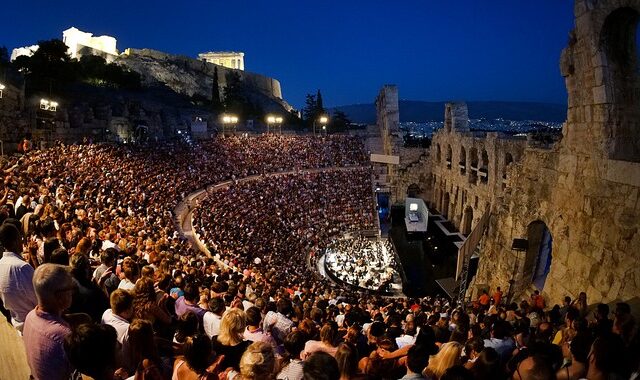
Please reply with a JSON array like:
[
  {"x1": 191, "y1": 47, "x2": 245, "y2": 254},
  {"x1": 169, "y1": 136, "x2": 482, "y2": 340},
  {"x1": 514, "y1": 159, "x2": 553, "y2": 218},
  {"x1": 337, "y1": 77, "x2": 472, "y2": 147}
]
[
  {"x1": 474, "y1": 0, "x2": 640, "y2": 306},
  {"x1": 391, "y1": 0, "x2": 640, "y2": 308},
  {"x1": 430, "y1": 102, "x2": 528, "y2": 234},
  {"x1": 375, "y1": 85, "x2": 406, "y2": 201}
]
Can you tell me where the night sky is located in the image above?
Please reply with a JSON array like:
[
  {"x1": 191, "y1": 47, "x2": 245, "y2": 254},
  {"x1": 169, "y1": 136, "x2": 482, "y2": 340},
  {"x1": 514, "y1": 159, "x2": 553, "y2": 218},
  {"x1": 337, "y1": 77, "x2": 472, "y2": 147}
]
[{"x1": 1, "y1": 1, "x2": 575, "y2": 109}]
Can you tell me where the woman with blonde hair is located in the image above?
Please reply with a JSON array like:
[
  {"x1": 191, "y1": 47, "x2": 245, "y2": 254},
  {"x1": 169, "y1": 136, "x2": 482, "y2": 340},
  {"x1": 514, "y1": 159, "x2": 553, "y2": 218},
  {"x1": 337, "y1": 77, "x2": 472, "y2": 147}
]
[
  {"x1": 212, "y1": 308, "x2": 252, "y2": 372},
  {"x1": 423, "y1": 341, "x2": 463, "y2": 380},
  {"x1": 238, "y1": 341, "x2": 276, "y2": 379}
]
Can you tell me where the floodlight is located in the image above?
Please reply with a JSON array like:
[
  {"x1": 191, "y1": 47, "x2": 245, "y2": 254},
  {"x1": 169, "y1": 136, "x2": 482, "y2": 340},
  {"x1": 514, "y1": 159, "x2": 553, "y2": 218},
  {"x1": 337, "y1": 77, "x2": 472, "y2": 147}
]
[{"x1": 409, "y1": 203, "x2": 418, "y2": 211}]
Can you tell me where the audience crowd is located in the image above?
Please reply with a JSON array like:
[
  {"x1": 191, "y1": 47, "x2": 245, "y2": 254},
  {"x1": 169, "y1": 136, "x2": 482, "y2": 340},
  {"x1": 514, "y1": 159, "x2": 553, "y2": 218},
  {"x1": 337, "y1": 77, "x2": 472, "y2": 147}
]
[
  {"x1": 324, "y1": 236, "x2": 397, "y2": 292},
  {"x1": 0, "y1": 135, "x2": 637, "y2": 380}
]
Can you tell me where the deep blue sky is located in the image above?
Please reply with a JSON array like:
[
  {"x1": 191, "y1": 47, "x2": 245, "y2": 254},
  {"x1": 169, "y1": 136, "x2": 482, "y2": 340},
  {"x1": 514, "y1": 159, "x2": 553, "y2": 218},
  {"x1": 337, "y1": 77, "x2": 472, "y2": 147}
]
[{"x1": 1, "y1": 1, "x2": 575, "y2": 109}]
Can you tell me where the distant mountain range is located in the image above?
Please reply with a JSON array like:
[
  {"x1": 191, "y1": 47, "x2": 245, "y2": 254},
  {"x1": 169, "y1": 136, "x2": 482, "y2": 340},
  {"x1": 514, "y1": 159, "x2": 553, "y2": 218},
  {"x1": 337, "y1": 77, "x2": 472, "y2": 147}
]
[{"x1": 331, "y1": 101, "x2": 567, "y2": 124}]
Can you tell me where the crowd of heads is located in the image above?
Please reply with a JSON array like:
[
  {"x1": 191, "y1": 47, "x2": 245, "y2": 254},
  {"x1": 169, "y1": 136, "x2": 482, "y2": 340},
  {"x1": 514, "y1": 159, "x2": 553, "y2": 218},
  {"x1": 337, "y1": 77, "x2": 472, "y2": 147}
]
[{"x1": 0, "y1": 134, "x2": 637, "y2": 380}]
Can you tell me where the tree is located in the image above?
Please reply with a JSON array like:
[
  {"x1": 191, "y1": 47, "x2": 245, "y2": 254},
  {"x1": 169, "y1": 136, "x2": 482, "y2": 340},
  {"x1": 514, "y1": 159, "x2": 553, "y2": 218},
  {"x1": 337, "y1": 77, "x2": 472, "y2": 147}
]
[
  {"x1": 0, "y1": 46, "x2": 9, "y2": 66},
  {"x1": 221, "y1": 71, "x2": 262, "y2": 118},
  {"x1": 330, "y1": 110, "x2": 352, "y2": 132},
  {"x1": 302, "y1": 93, "x2": 317, "y2": 122},
  {"x1": 211, "y1": 67, "x2": 223, "y2": 112},
  {"x1": 223, "y1": 71, "x2": 245, "y2": 113},
  {"x1": 316, "y1": 89, "x2": 324, "y2": 113},
  {"x1": 18, "y1": 39, "x2": 78, "y2": 94}
]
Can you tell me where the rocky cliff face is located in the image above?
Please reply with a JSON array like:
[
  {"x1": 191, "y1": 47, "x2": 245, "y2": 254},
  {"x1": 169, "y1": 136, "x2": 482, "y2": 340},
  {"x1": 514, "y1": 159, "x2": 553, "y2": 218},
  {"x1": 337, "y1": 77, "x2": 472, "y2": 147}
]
[{"x1": 117, "y1": 48, "x2": 292, "y2": 112}]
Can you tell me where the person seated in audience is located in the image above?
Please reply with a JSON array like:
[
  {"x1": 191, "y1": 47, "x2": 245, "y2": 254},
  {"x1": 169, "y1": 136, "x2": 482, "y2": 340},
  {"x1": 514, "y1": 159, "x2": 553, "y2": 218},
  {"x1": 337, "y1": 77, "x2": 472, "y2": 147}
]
[
  {"x1": 68, "y1": 253, "x2": 109, "y2": 322},
  {"x1": 0, "y1": 222, "x2": 37, "y2": 331},
  {"x1": 423, "y1": 341, "x2": 463, "y2": 380},
  {"x1": 238, "y1": 341, "x2": 277, "y2": 380},
  {"x1": 244, "y1": 306, "x2": 278, "y2": 355},
  {"x1": 173, "y1": 333, "x2": 224, "y2": 380},
  {"x1": 63, "y1": 323, "x2": 120, "y2": 380},
  {"x1": 303, "y1": 351, "x2": 340, "y2": 380},
  {"x1": 23, "y1": 264, "x2": 77, "y2": 380},
  {"x1": 212, "y1": 308, "x2": 252, "y2": 372},
  {"x1": 277, "y1": 330, "x2": 306, "y2": 380},
  {"x1": 175, "y1": 282, "x2": 206, "y2": 323},
  {"x1": 101, "y1": 288, "x2": 133, "y2": 345},
  {"x1": 301, "y1": 321, "x2": 339, "y2": 359}
]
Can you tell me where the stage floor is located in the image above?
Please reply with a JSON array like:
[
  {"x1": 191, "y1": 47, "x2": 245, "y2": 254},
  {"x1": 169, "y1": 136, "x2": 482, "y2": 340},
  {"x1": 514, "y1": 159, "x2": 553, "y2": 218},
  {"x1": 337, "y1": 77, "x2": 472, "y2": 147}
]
[{"x1": 390, "y1": 205, "x2": 460, "y2": 298}]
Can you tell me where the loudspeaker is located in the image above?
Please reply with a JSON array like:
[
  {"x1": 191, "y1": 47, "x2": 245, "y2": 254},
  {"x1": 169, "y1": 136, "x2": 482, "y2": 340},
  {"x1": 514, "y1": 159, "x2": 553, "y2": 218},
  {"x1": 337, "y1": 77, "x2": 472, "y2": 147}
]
[{"x1": 511, "y1": 238, "x2": 528, "y2": 251}]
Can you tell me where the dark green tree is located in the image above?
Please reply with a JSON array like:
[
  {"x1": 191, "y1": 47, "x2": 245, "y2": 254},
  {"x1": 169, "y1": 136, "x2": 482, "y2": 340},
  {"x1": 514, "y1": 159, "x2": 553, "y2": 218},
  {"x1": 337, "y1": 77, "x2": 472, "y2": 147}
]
[
  {"x1": 18, "y1": 39, "x2": 78, "y2": 94},
  {"x1": 211, "y1": 67, "x2": 223, "y2": 112},
  {"x1": 221, "y1": 71, "x2": 262, "y2": 118},
  {"x1": 223, "y1": 70, "x2": 245, "y2": 113},
  {"x1": 302, "y1": 93, "x2": 317, "y2": 122},
  {"x1": 316, "y1": 89, "x2": 324, "y2": 113},
  {"x1": 330, "y1": 110, "x2": 352, "y2": 132},
  {"x1": 0, "y1": 46, "x2": 9, "y2": 66}
]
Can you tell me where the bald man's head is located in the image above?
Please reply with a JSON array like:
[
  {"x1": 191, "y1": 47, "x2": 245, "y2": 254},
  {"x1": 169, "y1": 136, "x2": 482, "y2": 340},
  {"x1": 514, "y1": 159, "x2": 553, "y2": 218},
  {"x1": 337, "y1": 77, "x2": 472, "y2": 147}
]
[{"x1": 513, "y1": 356, "x2": 554, "y2": 380}]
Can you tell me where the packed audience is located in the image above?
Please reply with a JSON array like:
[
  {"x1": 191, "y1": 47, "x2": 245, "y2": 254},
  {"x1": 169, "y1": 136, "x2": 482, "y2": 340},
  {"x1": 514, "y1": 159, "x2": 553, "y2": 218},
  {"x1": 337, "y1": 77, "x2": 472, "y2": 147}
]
[
  {"x1": 0, "y1": 135, "x2": 637, "y2": 380},
  {"x1": 192, "y1": 169, "x2": 377, "y2": 287},
  {"x1": 324, "y1": 236, "x2": 397, "y2": 292}
]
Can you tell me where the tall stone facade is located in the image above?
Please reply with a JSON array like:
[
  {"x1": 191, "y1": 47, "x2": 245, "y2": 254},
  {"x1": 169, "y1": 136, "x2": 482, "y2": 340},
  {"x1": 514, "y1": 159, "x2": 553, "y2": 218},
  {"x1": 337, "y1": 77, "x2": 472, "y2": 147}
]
[
  {"x1": 391, "y1": 0, "x2": 640, "y2": 308},
  {"x1": 375, "y1": 85, "x2": 406, "y2": 201},
  {"x1": 430, "y1": 102, "x2": 527, "y2": 235},
  {"x1": 474, "y1": 0, "x2": 640, "y2": 306}
]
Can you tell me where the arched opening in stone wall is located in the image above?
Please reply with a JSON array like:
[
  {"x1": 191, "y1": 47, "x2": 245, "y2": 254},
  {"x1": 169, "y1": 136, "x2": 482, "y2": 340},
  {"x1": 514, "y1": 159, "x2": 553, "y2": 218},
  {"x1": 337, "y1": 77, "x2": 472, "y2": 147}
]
[
  {"x1": 523, "y1": 221, "x2": 553, "y2": 291},
  {"x1": 436, "y1": 144, "x2": 441, "y2": 163},
  {"x1": 469, "y1": 147, "x2": 478, "y2": 184},
  {"x1": 462, "y1": 206, "x2": 473, "y2": 235},
  {"x1": 407, "y1": 183, "x2": 421, "y2": 198},
  {"x1": 503, "y1": 152, "x2": 514, "y2": 179},
  {"x1": 600, "y1": 7, "x2": 640, "y2": 162},
  {"x1": 446, "y1": 145, "x2": 452, "y2": 169},
  {"x1": 459, "y1": 146, "x2": 467, "y2": 175},
  {"x1": 442, "y1": 192, "x2": 450, "y2": 218},
  {"x1": 480, "y1": 149, "x2": 489, "y2": 184}
]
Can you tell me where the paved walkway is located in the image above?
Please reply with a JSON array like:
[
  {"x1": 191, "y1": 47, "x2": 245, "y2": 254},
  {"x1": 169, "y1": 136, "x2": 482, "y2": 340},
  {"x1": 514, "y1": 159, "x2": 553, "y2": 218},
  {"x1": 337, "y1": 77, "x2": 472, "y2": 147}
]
[{"x1": 0, "y1": 317, "x2": 31, "y2": 380}]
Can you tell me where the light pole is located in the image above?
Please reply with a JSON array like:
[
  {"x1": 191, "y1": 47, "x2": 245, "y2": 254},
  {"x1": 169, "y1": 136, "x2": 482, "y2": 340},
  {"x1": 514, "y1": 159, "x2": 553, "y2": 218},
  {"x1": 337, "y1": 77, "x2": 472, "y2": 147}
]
[
  {"x1": 222, "y1": 114, "x2": 238, "y2": 136},
  {"x1": 314, "y1": 115, "x2": 328, "y2": 136},
  {"x1": 266, "y1": 115, "x2": 283, "y2": 134},
  {"x1": 38, "y1": 98, "x2": 58, "y2": 147}
]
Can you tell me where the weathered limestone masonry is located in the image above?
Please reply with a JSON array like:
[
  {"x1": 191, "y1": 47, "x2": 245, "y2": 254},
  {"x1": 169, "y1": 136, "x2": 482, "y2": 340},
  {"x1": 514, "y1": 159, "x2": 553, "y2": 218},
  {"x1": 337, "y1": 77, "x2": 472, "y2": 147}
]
[
  {"x1": 472, "y1": 0, "x2": 640, "y2": 306},
  {"x1": 375, "y1": 85, "x2": 433, "y2": 202},
  {"x1": 375, "y1": 85, "x2": 402, "y2": 200},
  {"x1": 389, "y1": 0, "x2": 640, "y2": 308},
  {"x1": 429, "y1": 102, "x2": 527, "y2": 235}
]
